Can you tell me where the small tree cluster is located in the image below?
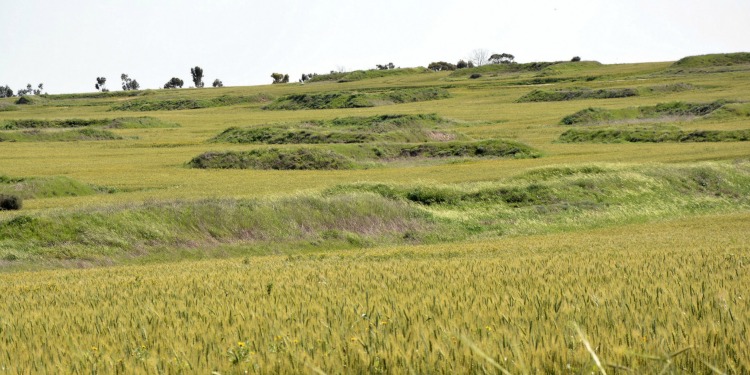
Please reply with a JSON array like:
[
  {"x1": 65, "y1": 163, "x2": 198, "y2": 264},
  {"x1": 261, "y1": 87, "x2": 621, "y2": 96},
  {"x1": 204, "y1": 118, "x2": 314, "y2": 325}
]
[
  {"x1": 489, "y1": 53, "x2": 515, "y2": 64},
  {"x1": 17, "y1": 83, "x2": 44, "y2": 96},
  {"x1": 191, "y1": 66, "x2": 204, "y2": 88},
  {"x1": 428, "y1": 61, "x2": 457, "y2": 71},
  {"x1": 375, "y1": 62, "x2": 395, "y2": 70},
  {"x1": 212, "y1": 79, "x2": 223, "y2": 88},
  {"x1": 95, "y1": 77, "x2": 108, "y2": 92},
  {"x1": 271, "y1": 73, "x2": 289, "y2": 84},
  {"x1": 299, "y1": 73, "x2": 320, "y2": 83},
  {"x1": 456, "y1": 60, "x2": 474, "y2": 69},
  {"x1": 163, "y1": 77, "x2": 184, "y2": 89},
  {"x1": 0, "y1": 85, "x2": 14, "y2": 98},
  {"x1": 121, "y1": 74, "x2": 140, "y2": 91}
]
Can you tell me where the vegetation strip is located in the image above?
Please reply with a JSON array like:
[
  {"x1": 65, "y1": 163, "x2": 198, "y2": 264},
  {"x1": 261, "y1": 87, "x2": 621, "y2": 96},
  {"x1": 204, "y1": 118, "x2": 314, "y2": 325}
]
[
  {"x1": 210, "y1": 114, "x2": 459, "y2": 144},
  {"x1": 560, "y1": 100, "x2": 729, "y2": 125},
  {"x1": 0, "y1": 128, "x2": 121, "y2": 142},
  {"x1": 3, "y1": 162, "x2": 748, "y2": 263},
  {"x1": 1, "y1": 116, "x2": 178, "y2": 130},
  {"x1": 263, "y1": 88, "x2": 450, "y2": 110},
  {"x1": 558, "y1": 126, "x2": 750, "y2": 143},
  {"x1": 110, "y1": 94, "x2": 271, "y2": 111},
  {"x1": 189, "y1": 139, "x2": 539, "y2": 170}
]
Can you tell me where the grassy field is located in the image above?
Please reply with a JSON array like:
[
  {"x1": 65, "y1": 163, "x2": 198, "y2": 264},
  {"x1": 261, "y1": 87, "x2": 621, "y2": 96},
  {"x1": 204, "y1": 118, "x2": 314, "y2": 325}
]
[{"x1": 1, "y1": 53, "x2": 749, "y2": 373}]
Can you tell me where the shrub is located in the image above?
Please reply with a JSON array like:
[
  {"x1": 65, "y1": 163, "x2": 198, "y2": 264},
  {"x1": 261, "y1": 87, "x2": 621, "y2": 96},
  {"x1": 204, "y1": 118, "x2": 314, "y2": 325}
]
[
  {"x1": 470, "y1": 73, "x2": 482, "y2": 79},
  {"x1": 15, "y1": 96, "x2": 33, "y2": 105},
  {"x1": 571, "y1": 56, "x2": 582, "y2": 62},
  {"x1": 0, "y1": 195, "x2": 22, "y2": 210}
]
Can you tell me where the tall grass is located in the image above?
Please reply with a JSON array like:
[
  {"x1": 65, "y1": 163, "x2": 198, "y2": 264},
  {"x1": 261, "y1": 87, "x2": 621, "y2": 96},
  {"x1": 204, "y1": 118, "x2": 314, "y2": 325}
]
[{"x1": 0, "y1": 212, "x2": 747, "y2": 373}]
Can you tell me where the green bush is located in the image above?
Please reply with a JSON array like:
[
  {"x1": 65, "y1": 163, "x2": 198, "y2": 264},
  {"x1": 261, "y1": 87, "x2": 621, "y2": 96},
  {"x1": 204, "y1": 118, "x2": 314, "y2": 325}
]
[{"x1": 0, "y1": 195, "x2": 22, "y2": 210}]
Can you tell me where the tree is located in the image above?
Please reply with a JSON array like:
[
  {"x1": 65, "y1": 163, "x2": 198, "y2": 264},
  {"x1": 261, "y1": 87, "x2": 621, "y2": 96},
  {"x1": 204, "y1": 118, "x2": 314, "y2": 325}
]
[
  {"x1": 571, "y1": 56, "x2": 582, "y2": 62},
  {"x1": 17, "y1": 83, "x2": 43, "y2": 96},
  {"x1": 271, "y1": 73, "x2": 289, "y2": 84},
  {"x1": 456, "y1": 60, "x2": 469, "y2": 69},
  {"x1": 1, "y1": 85, "x2": 14, "y2": 98},
  {"x1": 163, "y1": 77, "x2": 184, "y2": 89},
  {"x1": 470, "y1": 49, "x2": 490, "y2": 67},
  {"x1": 121, "y1": 74, "x2": 140, "y2": 91},
  {"x1": 95, "y1": 77, "x2": 108, "y2": 92},
  {"x1": 191, "y1": 66, "x2": 204, "y2": 88},
  {"x1": 489, "y1": 53, "x2": 515, "y2": 64},
  {"x1": 427, "y1": 61, "x2": 457, "y2": 71},
  {"x1": 212, "y1": 79, "x2": 223, "y2": 88},
  {"x1": 376, "y1": 62, "x2": 395, "y2": 70}
]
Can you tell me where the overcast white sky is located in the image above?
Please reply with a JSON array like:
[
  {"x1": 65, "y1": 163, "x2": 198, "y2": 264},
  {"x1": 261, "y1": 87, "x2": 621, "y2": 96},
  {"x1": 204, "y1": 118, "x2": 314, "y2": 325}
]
[{"x1": 1, "y1": 0, "x2": 748, "y2": 94}]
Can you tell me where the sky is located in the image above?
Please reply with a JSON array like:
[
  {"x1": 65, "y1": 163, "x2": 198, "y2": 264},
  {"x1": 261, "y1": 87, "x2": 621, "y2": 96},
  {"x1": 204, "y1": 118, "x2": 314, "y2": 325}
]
[{"x1": 1, "y1": 0, "x2": 748, "y2": 95}]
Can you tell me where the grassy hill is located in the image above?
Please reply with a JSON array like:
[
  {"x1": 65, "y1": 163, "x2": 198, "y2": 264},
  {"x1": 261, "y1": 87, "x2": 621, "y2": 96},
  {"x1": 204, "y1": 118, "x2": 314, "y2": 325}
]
[{"x1": 0, "y1": 53, "x2": 749, "y2": 373}]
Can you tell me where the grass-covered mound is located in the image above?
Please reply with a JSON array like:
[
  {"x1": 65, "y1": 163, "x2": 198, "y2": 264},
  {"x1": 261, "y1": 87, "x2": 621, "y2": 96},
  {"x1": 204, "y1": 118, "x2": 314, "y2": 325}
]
[
  {"x1": 0, "y1": 103, "x2": 17, "y2": 112},
  {"x1": 263, "y1": 88, "x2": 450, "y2": 110},
  {"x1": 517, "y1": 83, "x2": 696, "y2": 103},
  {"x1": 3, "y1": 162, "x2": 748, "y2": 264},
  {"x1": 0, "y1": 193, "x2": 437, "y2": 261},
  {"x1": 0, "y1": 175, "x2": 105, "y2": 199},
  {"x1": 0, "y1": 128, "x2": 121, "y2": 142},
  {"x1": 210, "y1": 114, "x2": 459, "y2": 144},
  {"x1": 188, "y1": 148, "x2": 357, "y2": 170},
  {"x1": 370, "y1": 139, "x2": 539, "y2": 159},
  {"x1": 308, "y1": 67, "x2": 431, "y2": 83},
  {"x1": 190, "y1": 139, "x2": 538, "y2": 170},
  {"x1": 672, "y1": 52, "x2": 750, "y2": 68},
  {"x1": 110, "y1": 94, "x2": 272, "y2": 111},
  {"x1": 1, "y1": 117, "x2": 177, "y2": 130},
  {"x1": 329, "y1": 162, "x2": 750, "y2": 213},
  {"x1": 560, "y1": 100, "x2": 727, "y2": 125},
  {"x1": 558, "y1": 125, "x2": 750, "y2": 143},
  {"x1": 517, "y1": 87, "x2": 637, "y2": 102},
  {"x1": 448, "y1": 61, "x2": 562, "y2": 78}
]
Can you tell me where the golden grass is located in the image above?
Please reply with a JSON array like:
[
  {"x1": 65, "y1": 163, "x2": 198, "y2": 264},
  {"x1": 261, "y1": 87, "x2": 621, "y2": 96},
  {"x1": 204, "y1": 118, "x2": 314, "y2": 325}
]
[{"x1": 0, "y1": 212, "x2": 747, "y2": 373}]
